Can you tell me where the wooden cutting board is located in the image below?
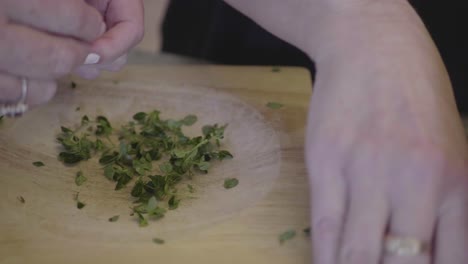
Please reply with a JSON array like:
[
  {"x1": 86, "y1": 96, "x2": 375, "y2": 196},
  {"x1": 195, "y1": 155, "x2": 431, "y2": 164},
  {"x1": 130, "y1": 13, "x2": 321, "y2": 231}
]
[{"x1": 0, "y1": 65, "x2": 312, "y2": 264}]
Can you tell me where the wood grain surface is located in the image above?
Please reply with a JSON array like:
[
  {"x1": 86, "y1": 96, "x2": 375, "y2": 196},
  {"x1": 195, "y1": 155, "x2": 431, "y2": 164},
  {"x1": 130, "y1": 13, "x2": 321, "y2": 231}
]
[{"x1": 0, "y1": 65, "x2": 313, "y2": 264}]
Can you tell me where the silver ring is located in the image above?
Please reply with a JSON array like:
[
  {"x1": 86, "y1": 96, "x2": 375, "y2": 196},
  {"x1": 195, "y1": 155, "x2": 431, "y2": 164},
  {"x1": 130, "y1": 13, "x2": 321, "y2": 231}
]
[
  {"x1": 0, "y1": 77, "x2": 29, "y2": 117},
  {"x1": 384, "y1": 235, "x2": 429, "y2": 257}
]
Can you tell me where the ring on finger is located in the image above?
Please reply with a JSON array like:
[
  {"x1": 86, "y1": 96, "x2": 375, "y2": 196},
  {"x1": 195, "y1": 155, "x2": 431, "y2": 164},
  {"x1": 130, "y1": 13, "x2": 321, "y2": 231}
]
[
  {"x1": 0, "y1": 77, "x2": 29, "y2": 117},
  {"x1": 384, "y1": 235, "x2": 430, "y2": 257}
]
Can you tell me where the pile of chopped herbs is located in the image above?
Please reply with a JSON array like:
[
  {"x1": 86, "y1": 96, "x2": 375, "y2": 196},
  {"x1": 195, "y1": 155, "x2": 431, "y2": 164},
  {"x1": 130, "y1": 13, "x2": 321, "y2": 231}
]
[{"x1": 57, "y1": 110, "x2": 233, "y2": 226}]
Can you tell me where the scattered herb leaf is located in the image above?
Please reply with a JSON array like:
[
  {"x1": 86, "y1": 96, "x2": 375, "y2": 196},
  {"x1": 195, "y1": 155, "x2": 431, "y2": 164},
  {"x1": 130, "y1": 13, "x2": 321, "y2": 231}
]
[
  {"x1": 71, "y1": 81, "x2": 77, "y2": 89},
  {"x1": 168, "y1": 195, "x2": 180, "y2": 210},
  {"x1": 218, "y1": 150, "x2": 234, "y2": 160},
  {"x1": 152, "y1": 238, "x2": 165, "y2": 244},
  {"x1": 17, "y1": 196, "x2": 25, "y2": 204},
  {"x1": 137, "y1": 212, "x2": 148, "y2": 227},
  {"x1": 279, "y1": 229, "x2": 296, "y2": 244},
  {"x1": 75, "y1": 107, "x2": 81, "y2": 111},
  {"x1": 75, "y1": 192, "x2": 86, "y2": 209},
  {"x1": 77, "y1": 201, "x2": 86, "y2": 209},
  {"x1": 181, "y1": 115, "x2": 197, "y2": 126},
  {"x1": 303, "y1": 227, "x2": 311, "y2": 236},
  {"x1": 109, "y1": 215, "x2": 120, "y2": 222},
  {"x1": 224, "y1": 178, "x2": 239, "y2": 189},
  {"x1": 81, "y1": 115, "x2": 90, "y2": 126},
  {"x1": 271, "y1": 66, "x2": 281, "y2": 72},
  {"x1": 75, "y1": 171, "x2": 87, "y2": 186},
  {"x1": 32, "y1": 161, "x2": 45, "y2": 167},
  {"x1": 187, "y1": 184, "x2": 195, "y2": 193},
  {"x1": 266, "y1": 102, "x2": 284, "y2": 109},
  {"x1": 133, "y1": 112, "x2": 147, "y2": 122}
]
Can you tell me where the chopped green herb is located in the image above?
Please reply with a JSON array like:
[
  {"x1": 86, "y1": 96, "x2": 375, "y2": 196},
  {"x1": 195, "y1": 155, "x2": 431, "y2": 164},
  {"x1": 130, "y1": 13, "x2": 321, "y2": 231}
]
[
  {"x1": 17, "y1": 196, "x2": 25, "y2": 204},
  {"x1": 0, "y1": 116, "x2": 4, "y2": 123},
  {"x1": 77, "y1": 201, "x2": 86, "y2": 209},
  {"x1": 266, "y1": 102, "x2": 284, "y2": 109},
  {"x1": 159, "y1": 162, "x2": 173, "y2": 174},
  {"x1": 137, "y1": 212, "x2": 148, "y2": 227},
  {"x1": 197, "y1": 161, "x2": 210, "y2": 171},
  {"x1": 95, "y1": 116, "x2": 112, "y2": 136},
  {"x1": 113, "y1": 80, "x2": 120, "y2": 85},
  {"x1": 32, "y1": 161, "x2": 45, "y2": 167},
  {"x1": 109, "y1": 215, "x2": 120, "y2": 222},
  {"x1": 271, "y1": 66, "x2": 281, "y2": 72},
  {"x1": 168, "y1": 195, "x2": 180, "y2": 210},
  {"x1": 75, "y1": 107, "x2": 81, "y2": 111},
  {"x1": 187, "y1": 184, "x2": 195, "y2": 193},
  {"x1": 75, "y1": 171, "x2": 87, "y2": 186},
  {"x1": 71, "y1": 81, "x2": 77, "y2": 89},
  {"x1": 133, "y1": 112, "x2": 147, "y2": 122},
  {"x1": 75, "y1": 192, "x2": 86, "y2": 209},
  {"x1": 224, "y1": 178, "x2": 239, "y2": 189},
  {"x1": 81, "y1": 115, "x2": 90, "y2": 126},
  {"x1": 218, "y1": 150, "x2": 234, "y2": 160},
  {"x1": 181, "y1": 115, "x2": 197, "y2": 126},
  {"x1": 152, "y1": 238, "x2": 165, "y2": 244},
  {"x1": 303, "y1": 227, "x2": 311, "y2": 236},
  {"x1": 57, "y1": 110, "x2": 233, "y2": 227},
  {"x1": 279, "y1": 229, "x2": 296, "y2": 244}
]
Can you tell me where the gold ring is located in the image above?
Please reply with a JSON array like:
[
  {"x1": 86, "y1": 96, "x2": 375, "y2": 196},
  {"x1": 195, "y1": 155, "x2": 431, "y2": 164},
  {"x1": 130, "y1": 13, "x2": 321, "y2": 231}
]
[
  {"x1": 384, "y1": 235, "x2": 429, "y2": 257},
  {"x1": 0, "y1": 77, "x2": 29, "y2": 117}
]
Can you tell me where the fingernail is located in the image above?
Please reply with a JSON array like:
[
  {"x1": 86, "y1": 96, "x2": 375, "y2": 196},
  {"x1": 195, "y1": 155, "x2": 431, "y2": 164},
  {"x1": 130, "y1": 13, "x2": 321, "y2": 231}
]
[
  {"x1": 100, "y1": 22, "x2": 107, "y2": 35},
  {"x1": 84, "y1": 53, "x2": 100, "y2": 65}
]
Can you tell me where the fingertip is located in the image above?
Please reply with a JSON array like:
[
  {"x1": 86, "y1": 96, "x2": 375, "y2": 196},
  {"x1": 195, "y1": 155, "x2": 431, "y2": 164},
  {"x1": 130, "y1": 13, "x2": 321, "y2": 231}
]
[
  {"x1": 27, "y1": 80, "x2": 57, "y2": 106},
  {"x1": 74, "y1": 66, "x2": 101, "y2": 80},
  {"x1": 100, "y1": 22, "x2": 107, "y2": 36}
]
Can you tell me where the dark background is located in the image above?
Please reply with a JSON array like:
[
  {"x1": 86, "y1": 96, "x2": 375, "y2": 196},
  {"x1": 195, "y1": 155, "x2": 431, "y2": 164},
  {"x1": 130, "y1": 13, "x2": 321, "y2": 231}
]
[{"x1": 162, "y1": 0, "x2": 468, "y2": 113}]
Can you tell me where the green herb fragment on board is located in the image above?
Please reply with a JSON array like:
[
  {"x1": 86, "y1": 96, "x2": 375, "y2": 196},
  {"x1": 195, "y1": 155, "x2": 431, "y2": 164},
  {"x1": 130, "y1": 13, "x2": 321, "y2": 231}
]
[
  {"x1": 17, "y1": 196, "x2": 25, "y2": 204},
  {"x1": 168, "y1": 195, "x2": 180, "y2": 210},
  {"x1": 271, "y1": 66, "x2": 281, "y2": 72},
  {"x1": 303, "y1": 227, "x2": 311, "y2": 236},
  {"x1": 71, "y1": 82, "x2": 77, "y2": 89},
  {"x1": 266, "y1": 102, "x2": 284, "y2": 109},
  {"x1": 181, "y1": 115, "x2": 197, "y2": 126},
  {"x1": 77, "y1": 201, "x2": 86, "y2": 209},
  {"x1": 152, "y1": 238, "x2": 165, "y2": 244},
  {"x1": 75, "y1": 192, "x2": 86, "y2": 209},
  {"x1": 109, "y1": 215, "x2": 120, "y2": 222},
  {"x1": 224, "y1": 178, "x2": 239, "y2": 189},
  {"x1": 75, "y1": 171, "x2": 87, "y2": 186},
  {"x1": 33, "y1": 161, "x2": 45, "y2": 167},
  {"x1": 187, "y1": 184, "x2": 195, "y2": 193},
  {"x1": 279, "y1": 229, "x2": 296, "y2": 244}
]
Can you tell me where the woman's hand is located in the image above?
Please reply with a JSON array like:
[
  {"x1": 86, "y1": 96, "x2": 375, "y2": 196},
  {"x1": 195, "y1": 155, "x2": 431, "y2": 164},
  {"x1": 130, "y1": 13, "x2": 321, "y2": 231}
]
[
  {"x1": 306, "y1": 80, "x2": 468, "y2": 264},
  {"x1": 305, "y1": 4, "x2": 468, "y2": 263},
  {"x1": 221, "y1": 1, "x2": 468, "y2": 262},
  {"x1": 0, "y1": 0, "x2": 105, "y2": 106},
  {"x1": 74, "y1": 0, "x2": 144, "y2": 79}
]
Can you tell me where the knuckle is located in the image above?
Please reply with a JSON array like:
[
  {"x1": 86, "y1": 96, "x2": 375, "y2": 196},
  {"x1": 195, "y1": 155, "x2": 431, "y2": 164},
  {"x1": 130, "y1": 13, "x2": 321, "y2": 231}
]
[
  {"x1": 75, "y1": 8, "x2": 92, "y2": 36},
  {"x1": 49, "y1": 45, "x2": 76, "y2": 77},
  {"x1": 406, "y1": 143, "x2": 452, "y2": 178},
  {"x1": 135, "y1": 28, "x2": 145, "y2": 44},
  {"x1": 41, "y1": 82, "x2": 57, "y2": 102},
  {"x1": 72, "y1": 3, "x2": 100, "y2": 39},
  {"x1": 313, "y1": 216, "x2": 341, "y2": 240},
  {"x1": 340, "y1": 247, "x2": 375, "y2": 264}
]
